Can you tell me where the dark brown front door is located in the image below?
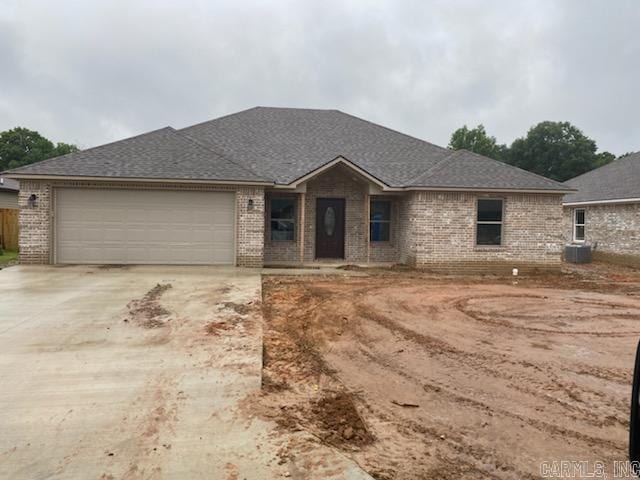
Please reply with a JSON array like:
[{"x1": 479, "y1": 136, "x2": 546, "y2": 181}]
[{"x1": 315, "y1": 198, "x2": 345, "y2": 259}]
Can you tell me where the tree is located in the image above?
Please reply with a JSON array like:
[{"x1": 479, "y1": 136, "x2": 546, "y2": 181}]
[
  {"x1": 594, "y1": 151, "x2": 616, "y2": 167},
  {"x1": 507, "y1": 121, "x2": 601, "y2": 182},
  {"x1": 448, "y1": 124, "x2": 508, "y2": 161},
  {"x1": 0, "y1": 127, "x2": 78, "y2": 171}
]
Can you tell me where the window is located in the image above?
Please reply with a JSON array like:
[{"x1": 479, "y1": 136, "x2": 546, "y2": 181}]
[
  {"x1": 270, "y1": 198, "x2": 295, "y2": 241},
  {"x1": 370, "y1": 200, "x2": 391, "y2": 241},
  {"x1": 476, "y1": 199, "x2": 503, "y2": 246},
  {"x1": 573, "y1": 208, "x2": 585, "y2": 242}
]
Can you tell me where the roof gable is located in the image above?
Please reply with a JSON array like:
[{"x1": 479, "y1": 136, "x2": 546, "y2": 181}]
[{"x1": 283, "y1": 155, "x2": 392, "y2": 190}]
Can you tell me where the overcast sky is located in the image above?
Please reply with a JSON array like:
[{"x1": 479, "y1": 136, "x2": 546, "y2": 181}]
[{"x1": 0, "y1": 0, "x2": 638, "y2": 155}]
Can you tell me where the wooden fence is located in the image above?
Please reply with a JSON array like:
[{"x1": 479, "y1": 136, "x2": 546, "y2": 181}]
[{"x1": 0, "y1": 209, "x2": 18, "y2": 251}]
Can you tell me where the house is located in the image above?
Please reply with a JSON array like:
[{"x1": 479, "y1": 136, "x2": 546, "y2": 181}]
[
  {"x1": 563, "y1": 152, "x2": 640, "y2": 266},
  {"x1": 0, "y1": 177, "x2": 18, "y2": 209},
  {"x1": 0, "y1": 177, "x2": 19, "y2": 251},
  {"x1": 3, "y1": 107, "x2": 571, "y2": 271}
]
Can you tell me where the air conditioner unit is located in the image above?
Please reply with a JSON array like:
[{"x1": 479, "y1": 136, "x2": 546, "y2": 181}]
[{"x1": 565, "y1": 244, "x2": 592, "y2": 264}]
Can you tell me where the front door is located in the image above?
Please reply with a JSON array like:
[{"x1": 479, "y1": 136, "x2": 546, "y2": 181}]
[{"x1": 315, "y1": 198, "x2": 345, "y2": 259}]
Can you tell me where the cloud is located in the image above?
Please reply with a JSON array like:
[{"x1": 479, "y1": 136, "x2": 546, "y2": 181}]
[{"x1": 0, "y1": 0, "x2": 638, "y2": 154}]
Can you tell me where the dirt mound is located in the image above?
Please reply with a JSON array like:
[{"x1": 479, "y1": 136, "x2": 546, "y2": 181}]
[
  {"x1": 125, "y1": 283, "x2": 172, "y2": 328},
  {"x1": 310, "y1": 391, "x2": 374, "y2": 447}
]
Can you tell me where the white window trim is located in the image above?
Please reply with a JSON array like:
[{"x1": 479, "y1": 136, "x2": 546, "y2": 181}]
[
  {"x1": 270, "y1": 197, "x2": 296, "y2": 242},
  {"x1": 573, "y1": 208, "x2": 585, "y2": 243},
  {"x1": 370, "y1": 200, "x2": 392, "y2": 242},
  {"x1": 476, "y1": 198, "x2": 504, "y2": 246}
]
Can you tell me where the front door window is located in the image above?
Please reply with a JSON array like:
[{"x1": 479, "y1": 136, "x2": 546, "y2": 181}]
[{"x1": 324, "y1": 206, "x2": 336, "y2": 236}]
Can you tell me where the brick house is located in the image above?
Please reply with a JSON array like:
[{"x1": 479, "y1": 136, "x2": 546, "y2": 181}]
[
  {"x1": 563, "y1": 152, "x2": 640, "y2": 266},
  {"x1": 3, "y1": 107, "x2": 571, "y2": 271}
]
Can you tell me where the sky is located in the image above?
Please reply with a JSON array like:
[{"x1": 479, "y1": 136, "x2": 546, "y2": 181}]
[{"x1": 0, "y1": 0, "x2": 638, "y2": 155}]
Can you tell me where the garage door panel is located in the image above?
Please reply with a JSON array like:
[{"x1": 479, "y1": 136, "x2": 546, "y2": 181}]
[{"x1": 55, "y1": 189, "x2": 236, "y2": 265}]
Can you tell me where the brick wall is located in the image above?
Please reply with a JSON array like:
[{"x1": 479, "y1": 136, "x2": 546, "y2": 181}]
[
  {"x1": 563, "y1": 203, "x2": 640, "y2": 264},
  {"x1": 17, "y1": 179, "x2": 265, "y2": 267},
  {"x1": 236, "y1": 186, "x2": 265, "y2": 267},
  {"x1": 401, "y1": 191, "x2": 564, "y2": 272},
  {"x1": 18, "y1": 180, "x2": 52, "y2": 264},
  {"x1": 19, "y1": 177, "x2": 563, "y2": 271}
]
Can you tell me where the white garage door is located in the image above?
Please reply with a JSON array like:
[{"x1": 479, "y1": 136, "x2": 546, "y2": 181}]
[{"x1": 55, "y1": 188, "x2": 236, "y2": 265}]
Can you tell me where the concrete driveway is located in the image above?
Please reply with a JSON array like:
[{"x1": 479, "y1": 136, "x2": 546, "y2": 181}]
[{"x1": 0, "y1": 266, "x2": 372, "y2": 480}]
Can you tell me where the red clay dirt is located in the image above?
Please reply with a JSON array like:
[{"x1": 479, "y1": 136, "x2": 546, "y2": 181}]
[
  {"x1": 124, "y1": 283, "x2": 173, "y2": 329},
  {"x1": 255, "y1": 262, "x2": 640, "y2": 479}
]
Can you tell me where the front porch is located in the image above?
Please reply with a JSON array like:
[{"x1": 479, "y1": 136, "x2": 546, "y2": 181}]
[{"x1": 263, "y1": 163, "x2": 404, "y2": 266}]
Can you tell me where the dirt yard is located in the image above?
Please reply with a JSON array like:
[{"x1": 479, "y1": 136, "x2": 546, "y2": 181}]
[{"x1": 254, "y1": 263, "x2": 640, "y2": 479}]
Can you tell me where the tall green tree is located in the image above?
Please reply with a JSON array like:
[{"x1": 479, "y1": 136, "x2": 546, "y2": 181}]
[
  {"x1": 507, "y1": 121, "x2": 602, "y2": 182},
  {"x1": 0, "y1": 127, "x2": 78, "y2": 171},
  {"x1": 448, "y1": 124, "x2": 508, "y2": 161}
]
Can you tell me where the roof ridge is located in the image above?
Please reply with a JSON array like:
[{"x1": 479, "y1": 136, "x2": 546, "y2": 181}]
[
  {"x1": 255, "y1": 106, "x2": 339, "y2": 112},
  {"x1": 178, "y1": 106, "x2": 262, "y2": 132},
  {"x1": 3, "y1": 127, "x2": 175, "y2": 175},
  {"x1": 408, "y1": 149, "x2": 458, "y2": 185},
  {"x1": 334, "y1": 110, "x2": 449, "y2": 153},
  {"x1": 174, "y1": 129, "x2": 270, "y2": 181}
]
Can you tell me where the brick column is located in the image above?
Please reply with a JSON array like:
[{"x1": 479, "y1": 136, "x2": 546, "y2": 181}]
[
  {"x1": 236, "y1": 187, "x2": 265, "y2": 267},
  {"x1": 18, "y1": 180, "x2": 52, "y2": 264}
]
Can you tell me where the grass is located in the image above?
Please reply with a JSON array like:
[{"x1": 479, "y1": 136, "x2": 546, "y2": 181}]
[{"x1": 0, "y1": 250, "x2": 18, "y2": 265}]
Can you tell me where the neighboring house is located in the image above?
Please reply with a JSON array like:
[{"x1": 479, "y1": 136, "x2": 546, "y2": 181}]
[
  {"x1": 563, "y1": 152, "x2": 640, "y2": 265},
  {"x1": 0, "y1": 177, "x2": 18, "y2": 209},
  {"x1": 0, "y1": 177, "x2": 19, "y2": 250},
  {"x1": 3, "y1": 107, "x2": 571, "y2": 271}
]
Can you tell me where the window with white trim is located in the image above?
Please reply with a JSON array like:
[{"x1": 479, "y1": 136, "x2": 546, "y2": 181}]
[
  {"x1": 270, "y1": 198, "x2": 295, "y2": 241},
  {"x1": 476, "y1": 199, "x2": 503, "y2": 246},
  {"x1": 573, "y1": 208, "x2": 585, "y2": 242}
]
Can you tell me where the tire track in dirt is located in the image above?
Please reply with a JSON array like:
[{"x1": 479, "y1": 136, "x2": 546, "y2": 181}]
[
  {"x1": 354, "y1": 347, "x2": 539, "y2": 479},
  {"x1": 359, "y1": 345, "x2": 624, "y2": 460},
  {"x1": 354, "y1": 303, "x2": 629, "y2": 432},
  {"x1": 453, "y1": 294, "x2": 640, "y2": 337}
]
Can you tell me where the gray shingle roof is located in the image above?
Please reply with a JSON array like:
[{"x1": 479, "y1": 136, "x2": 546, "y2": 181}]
[
  {"x1": 5, "y1": 127, "x2": 267, "y2": 183},
  {"x1": 4, "y1": 106, "x2": 570, "y2": 192},
  {"x1": 564, "y1": 152, "x2": 640, "y2": 203},
  {"x1": 0, "y1": 177, "x2": 19, "y2": 192},
  {"x1": 180, "y1": 107, "x2": 452, "y2": 187},
  {"x1": 181, "y1": 107, "x2": 568, "y2": 191},
  {"x1": 411, "y1": 149, "x2": 569, "y2": 190}
]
